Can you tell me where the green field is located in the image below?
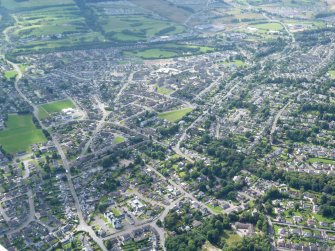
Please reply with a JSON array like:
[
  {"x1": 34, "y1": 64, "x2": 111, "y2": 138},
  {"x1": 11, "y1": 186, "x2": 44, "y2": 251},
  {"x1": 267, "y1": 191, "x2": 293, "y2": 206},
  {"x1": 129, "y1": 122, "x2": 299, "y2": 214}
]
[
  {"x1": 328, "y1": 70, "x2": 335, "y2": 79},
  {"x1": 207, "y1": 203, "x2": 223, "y2": 214},
  {"x1": 4, "y1": 70, "x2": 17, "y2": 80},
  {"x1": 250, "y1": 22, "x2": 283, "y2": 32},
  {"x1": 38, "y1": 99, "x2": 75, "y2": 119},
  {"x1": 1, "y1": 0, "x2": 74, "y2": 11},
  {"x1": 95, "y1": 13, "x2": 184, "y2": 42},
  {"x1": 124, "y1": 44, "x2": 215, "y2": 59},
  {"x1": 158, "y1": 107, "x2": 193, "y2": 122},
  {"x1": 124, "y1": 49, "x2": 178, "y2": 59},
  {"x1": 4, "y1": 1, "x2": 107, "y2": 54},
  {"x1": 308, "y1": 157, "x2": 335, "y2": 165},
  {"x1": 224, "y1": 59, "x2": 245, "y2": 67},
  {"x1": 0, "y1": 114, "x2": 46, "y2": 153},
  {"x1": 12, "y1": 6, "x2": 88, "y2": 39},
  {"x1": 113, "y1": 136, "x2": 125, "y2": 144},
  {"x1": 157, "y1": 85, "x2": 174, "y2": 95}
]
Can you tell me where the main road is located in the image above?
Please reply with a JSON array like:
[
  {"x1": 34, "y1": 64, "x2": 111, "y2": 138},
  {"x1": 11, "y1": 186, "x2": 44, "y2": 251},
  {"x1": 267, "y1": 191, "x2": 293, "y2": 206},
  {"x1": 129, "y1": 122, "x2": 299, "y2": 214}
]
[{"x1": 6, "y1": 58, "x2": 108, "y2": 251}]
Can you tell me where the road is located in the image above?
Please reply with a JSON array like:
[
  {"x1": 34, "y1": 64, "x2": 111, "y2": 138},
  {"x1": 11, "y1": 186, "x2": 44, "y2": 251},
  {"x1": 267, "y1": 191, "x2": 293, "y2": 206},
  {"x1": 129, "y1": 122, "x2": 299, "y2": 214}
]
[
  {"x1": 262, "y1": 13, "x2": 295, "y2": 43},
  {"x1": 5, "y1": 58, "x2": 108, "y2": 251},
  {"x1": 270, "y1": 101, "x2": 291, "y2": 144},
  {"x1": 80, "y1": 97, "x2": 110, "y2": 156},
  {"x1": 173, "y1": 82, "x2": 239, "y2": 163},
  {"x1": 146, "y1": 165, "x2": 217, "y2": 215}
]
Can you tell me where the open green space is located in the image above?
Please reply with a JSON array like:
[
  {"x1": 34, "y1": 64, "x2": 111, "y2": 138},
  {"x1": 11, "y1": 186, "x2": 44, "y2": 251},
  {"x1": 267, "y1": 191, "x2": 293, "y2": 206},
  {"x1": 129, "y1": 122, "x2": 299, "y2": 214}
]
[
  {"x1": 122, "y1": 238, "x2": 151, "y2": 251},
  {"x1": 224, "y1": 59, "x2": 246, "y2": 67},
  {"x1": 156, "y1": 85, "x2": 174, "y2": 95},
  {"x1": 308, "y1": 157, "x2": 335, "y2": 165},
  {"x1": 4, "y1": 70, "x2": 17, "y2": 80},
  {"x1": 95, "y1": 13, "x2": 184, "y2": 42},
  {"x1": 250, "y1": 22, "x2": 283, "y2": 32},
  {"x1": 5, "y1": 2, "x2": 107, "y2": 55},
  {"x1": 12, "y1": 5, "x2": 88, "y2": 39},
  {"x1": 206, "y1": 203, "x2": 223, "y2": 214},
  {"x1": 111, "y1": 208, "x2": 122, "y2": 217},
  {"x1": 0, "y1": 114, "x2": 46, "y2": 153},
  {"x1": 124, "y1": 49, "x2": 178, "y2": 59},
  {"x1": 158, "y1": 107, "x2": 193, "y2": 123},
  {"x1": 113, "y1": 136, "x2": 125, "y2": 144},
  {"x1": 38, "y1": 99, "x2": 75, "y2": 119},
  {"x1": 123, "y1": 44, "x2": 215, "y2": 59},
  {"x1": 225, "y1": 232, "x2": 242, "y2": 246},
  {"x1": 328, "y1": 70, "x2": 335, "y2": 79},
  {"x1": 0, "y1": 0, "x2": 75, "y2": 11}
]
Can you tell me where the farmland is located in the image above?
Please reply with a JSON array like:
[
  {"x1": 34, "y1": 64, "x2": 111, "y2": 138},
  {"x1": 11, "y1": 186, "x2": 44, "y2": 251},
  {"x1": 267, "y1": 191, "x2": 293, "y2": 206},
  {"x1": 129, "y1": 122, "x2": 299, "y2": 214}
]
[
  {"x1": 2, "y1": 0, "x2": 106, "y2": 54},
  {"x1": 158, "y1": 108, "x2": 193, "y2": 122},
  {"x1": 0, "y1": 114, "x2": 46, "y2": 153},
  {"x1": 0, "y1": 0, "x2": 74, "y2": 11},
  {"x1": 95, "y1": 14, "x2": 184, "y2": 42}
]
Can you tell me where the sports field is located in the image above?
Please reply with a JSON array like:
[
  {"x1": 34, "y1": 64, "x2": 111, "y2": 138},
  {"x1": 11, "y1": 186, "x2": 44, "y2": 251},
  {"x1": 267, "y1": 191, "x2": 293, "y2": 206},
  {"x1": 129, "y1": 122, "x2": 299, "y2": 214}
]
[
  {"x1": 38, "y1": 99, "x2": 75, "y2": 119},
  {"x1": 158, "y1": 108, "x2": 193, "y2": 122},
  {"x1": 0, "y1": 114, "x2": 46, "y2": 153}
]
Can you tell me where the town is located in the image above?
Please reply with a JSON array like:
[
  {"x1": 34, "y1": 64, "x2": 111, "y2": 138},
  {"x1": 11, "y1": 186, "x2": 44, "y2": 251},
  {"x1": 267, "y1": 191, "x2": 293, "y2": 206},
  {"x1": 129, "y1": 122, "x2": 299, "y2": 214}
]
[{"x1": 0, "y1": 0, "x2": 335, "y2": 250}]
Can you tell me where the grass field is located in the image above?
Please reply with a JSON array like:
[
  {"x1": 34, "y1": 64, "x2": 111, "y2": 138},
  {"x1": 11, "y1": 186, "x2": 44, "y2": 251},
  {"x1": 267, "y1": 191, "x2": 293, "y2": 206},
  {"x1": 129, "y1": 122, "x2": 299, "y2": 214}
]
[
  {"x1": 158, "y1": 107, "x2": 193, "y2": 122},
  {"x1": 224, "y1": 59, "x2": 245, "y2": 67},
  {"x1": 1, "y1": 0, "x2": 74, "y2": 11},
  {"x1": 12, "y1": 5, "x2": 88, "y2": 39},
  {"x1": 308, "y1": 157, "x2": 335, "y2": 165},
  {"x1": 4, "y1": 70, "x2": 17, "y2": 80},
  {"x1": 95, "y1": 13, "x2": 184, "y2": 42},
  {"x1": 123, "y1": 44, "x2": 215, "y2": 59},
  {"x1": 38, "y1": 99, "x2": 75, "y2": 119},
  {"x1": 0, "y1": 114, "x2": 46, "y2": 153},
  {"x1": 4, "y1": 0, "x2": 107, "y2": 54},
  {"x1": 124, "y1": 49, "x2": 178, "y2": 59},
  {"x1": 113, "y1": 136, "x2": 125, "y2": 144},
  {"x1": 328, "y1": 70, "x2": 335, "y2": 79},
  {"x1": 156, "y1": 85, "x2": 174, "y2": 95},
  {"x1": 207, "y1": 203, "x2": 223, "y2": 214},
  {"x1": 250, "y1": 22, "x2": 283, "y2": 32}
]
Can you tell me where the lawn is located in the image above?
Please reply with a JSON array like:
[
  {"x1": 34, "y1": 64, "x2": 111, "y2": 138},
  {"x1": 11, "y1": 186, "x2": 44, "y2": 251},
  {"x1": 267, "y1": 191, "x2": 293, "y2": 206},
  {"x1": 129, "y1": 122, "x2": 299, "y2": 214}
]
[
  {"x1": 207, "y1": 203, "x2": 223, "y2": 214},
  {"x1": 224, "y1": 59, "x2": 245, "y2": 67},
  {"x1": 308, "y1": 157, "x2": 335, "y2": 165},
  {"x1": 4, "y1": 70, "x2": 17, "y2": 80},
  {"x1": 111, "y1": 208, "x2": 122, "y2": 217},
  {"x1": 226, "y1": 233, "x2": 242, "y2": 246},
  {"x1": 0, "y1": 114, "x2": 46, "y2": 153},
  {"x1": 156, "y1": 85, "x2": 174, "y2": 95},
  {"x1": 38, "y1": 99, "x2": 75, "y2": 118},
  {"x1": 124, "y1": 43, "x2": 215, "y2": 59},
  {"x1": 328, "y1": 70, "x2": 335, "y2": 79},
  {"x1": 113, "y1": 136, "x2": 125, "y2": 144},
  {"x1": 124, "y1": 49, "x2": 178, "y2": 59},
  {"x1": 250, "y1": 22, "x2": 283, "y2": 32},
  {"x1": 158, "y1": 107, "x2": 193, "y2": 122}
]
